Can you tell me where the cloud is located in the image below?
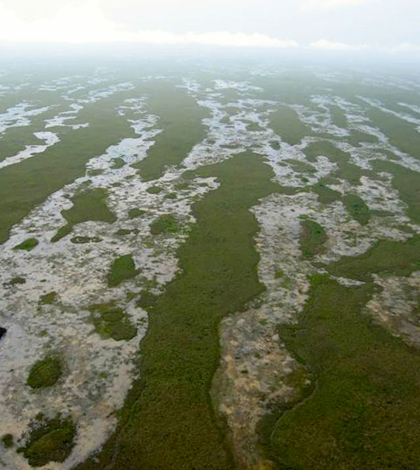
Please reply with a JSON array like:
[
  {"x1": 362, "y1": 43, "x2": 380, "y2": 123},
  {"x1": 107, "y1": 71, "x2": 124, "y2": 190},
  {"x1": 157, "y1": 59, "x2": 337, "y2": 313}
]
[
  {"x1": 301, "y1": 0, "x2": 366, "y2": 10},
  {"x1": 309, "y1": 39, "x2": 369, "y2": 51},
  {"x1": 0, "y1": 1, "x2": 297, "y2": 48},
  {"x1": 385, "y1": 42, "x2": 420, "y2": 53}
]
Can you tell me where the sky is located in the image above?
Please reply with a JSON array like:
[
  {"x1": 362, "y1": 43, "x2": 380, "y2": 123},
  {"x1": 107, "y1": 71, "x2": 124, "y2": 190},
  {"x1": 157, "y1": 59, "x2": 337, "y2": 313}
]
[{"x1": 0, "y1": 0, "x2": 419, "y2": 54}]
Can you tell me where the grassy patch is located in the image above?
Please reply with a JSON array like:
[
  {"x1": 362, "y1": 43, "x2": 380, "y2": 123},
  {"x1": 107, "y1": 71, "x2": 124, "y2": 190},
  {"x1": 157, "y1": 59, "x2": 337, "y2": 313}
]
[
  {"x1": 70, "y1": 236, "x2": 102, "y2": 244},
  {"x1": 327, "y1": 234, "x2": 420, "y2": 282},
  {"x1": 39, "y1": 292, "x2": 57, "y2": 305},
  {"x1": 373, "y1": 160, "x2": 420, "y2": 224},
  {"x1": 312, "y1": 181, "x2": 341, "y2": 204},
  {"x1": 88, "y1": 303, "x2": 137, "y2": 341},
  {"x1": 107, "y1": 254, "x2": 137, "y2": 287},
  {"x1": 2, "y1": 434, "x2": 13, "y2": 448},
  {"x1": 133, "y1": 82, "x2": 209, "y2": 181},
  {"x1": 270, "y1": 105, "x2": 310, "y2": 146},
  {"x1": 27, "y1": 356, "x2": 63, "y2": 389},
  {"x1": 111, "y1": 157, "x2": 125, "y2": 169},
  {"x1": 343, "y1": 194, "x2": 371, "y2": 225},
  {"x1": 146, "y1": 186, "x2": 163, "y2": 194},
  {"x1": 300, "y1": 219, "x2": 328, "y2": 258},
  {"x1": 128, "y1": 208, "x2": 145, "y2": 219},
  {"x1": 284, "y1": 158, "x2": 316, "y2": 174},
  {"x1": 304, "y1": 141, "x2": 363, "y2": 184},
  {"x1": 150, "y1": 215, "x2": 179, "y2": 235},
  {"x1": 6, "y1": 276, "x2": 26, "y2": 286},
  {"x1": 0, "y1": 92, "x2": 136, "y2": 244},
  {"x1": 20, "y1": 417, "x2": 76, "y2": 467},
  {"x1": 367, "y1": 107, "x2": 420, "y2": 160},
  {"x1": 13, "y1": 238, "x2": 39, "y2": 251},
  {"x1": 268, "y1": 275, "x2": 420, "y2": 469},
  {"x1": 52, "y1": 188, "x2": 116, "y2": 242}
]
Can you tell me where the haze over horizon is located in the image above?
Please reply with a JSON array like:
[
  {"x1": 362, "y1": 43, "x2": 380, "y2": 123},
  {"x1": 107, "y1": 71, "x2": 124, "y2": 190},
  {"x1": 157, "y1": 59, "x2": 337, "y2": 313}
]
[{"x1": 0, "y1": 0, "x2": 419, "y2": 56}]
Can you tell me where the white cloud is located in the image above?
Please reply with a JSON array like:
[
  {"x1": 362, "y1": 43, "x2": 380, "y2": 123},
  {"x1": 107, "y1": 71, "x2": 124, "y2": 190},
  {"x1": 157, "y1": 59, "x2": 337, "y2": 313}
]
[
  {"x1": 0, "y1": 1, "x2": 297, "y2": 48},
  {"x1": 385, "y1": 42, "x2": 420, "y2": 53},
  {"x1": 301, "y1": 0, "x2": 366, "y2": 10},
  {"x1": 309, "y1": 39, "x2": 369, "y2": 51}
]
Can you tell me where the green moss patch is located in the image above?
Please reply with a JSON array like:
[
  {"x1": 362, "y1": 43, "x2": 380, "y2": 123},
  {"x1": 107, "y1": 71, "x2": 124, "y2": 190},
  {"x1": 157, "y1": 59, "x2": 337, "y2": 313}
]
[
  {"x1": 52, "y1": 188, "x2": 116, "y2": 242},
  {"x1": 107, "y1": 254, "x2": 137, "y2": 287},
  {"x1": 20, "y1": 417, "x2": 76, "y2": 467},
  {"x1": 6, "y1": 276, "x2": 26, "y2": 286},
  {"x1": 300, "y1": 219, "x2": 327, "y2": 258},
  {"x1": 27, "y1": 356, "x2": 63, "y2": 389},
  {"x1": 13, "y1": 238, "x2": 39, "y2": 252},
  {"x1": 88, "y1": 304, "x2": 137, "y2": 341},
  {"x1": 312, "y1": 181, "x2": 341, "y2": 204},
  {"x1": 150, "y1": 215, "x2": 179, "y2": 235}
]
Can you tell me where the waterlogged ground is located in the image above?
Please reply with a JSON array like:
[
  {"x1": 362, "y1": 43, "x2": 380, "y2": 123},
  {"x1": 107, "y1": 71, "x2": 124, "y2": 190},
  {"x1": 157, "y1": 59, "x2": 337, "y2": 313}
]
[{"x1": 1, "y1": 60, "x2": 420, "y2": 469}]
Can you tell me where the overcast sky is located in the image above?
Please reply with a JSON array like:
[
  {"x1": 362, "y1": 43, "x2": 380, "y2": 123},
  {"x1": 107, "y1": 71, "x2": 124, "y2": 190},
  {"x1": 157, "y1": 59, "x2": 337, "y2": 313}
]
[{"x1": 0, "y1": 0, "x2": 419, "y2": 53}]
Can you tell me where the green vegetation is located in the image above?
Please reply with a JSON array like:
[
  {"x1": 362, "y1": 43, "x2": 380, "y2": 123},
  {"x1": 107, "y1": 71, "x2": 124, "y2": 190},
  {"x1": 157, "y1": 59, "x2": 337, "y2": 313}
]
[
  {"x1": 13, "y1": 238, "x2": 39, "y2": 252},
  {"x1": 52, "y1": 188, "x2": 116, "y2": 242},
  {"x1": 27, "y1": 356, "x2": 63, "y2": 389},
  {"x1": 312, "y1": 181, "x2": 341, "y2": 204},
  {"x1": 146, "y1": 186, "x2": 163, "y2": 194},
  {"x1": 367, "y1": 107, "x2": 420, "y2": 160},
  {"x1": 20, "y1": 417, "x2": 76, "y2": 467},
  {"x1": 348, "y1": 129, "x2": 378, "y2": 147},
  {"x1": 0, "y1": 92, "x2": 137, "y2": 244},
  {"x1": 300, "y1": 219, "x2": 327, "y2": 258},
  {"x1": 2, "y1": 434, "x2": 13, "y2": 448},
  {"x1": 330, "y1": 105, "x2": 348, "y2": 128},
  {"x1": 327, "y1": 235, "x2": 420, "y2": 282},
  {"x1": 343, "y1": 194, "x2": 371, "y2": 225},
  {"x1": 115, "y1": 229, "x2": 135, "y2": 236},
  {"x1": 6, "y1": 276, "x2": 26, "y2": 286},
  {"x1": 136, "y1": 291, "x2": 159, "y2": 310},
  {"x1": 39, "y1": 292, "x2": 57, "y2": 305},
  {"x1": 107, "y1": 254, "x2": 137, "y2": 287},
  {"x1": 150, "y1": 214, "x2": 179, "y2": 235},
  {"x1": 128, "y1": 208, "x2": 145, "y2": 219},
  {"x1": 133, "y1": 82, "x2": 209, "y2": 181},
  {"x1": 88, "y1": 304, "x2": 137, "y2": 341},
  {"x1": 70, "y1": 236, "x2": 102, "y2": 244},
  {"x1": 111, "y1": 157, "x2": 125, "y2": 169},
  {"x1": 77, "y1": 152, "x2": 279, "y2": 470},
  {"x1": 270, "y1": 105, "x2": 310, "y2": 146},
  {"x1": 373, "y1": 160, "x2": 420, "y2": 224},
  {"x1": 268, "y1": 275, "x2": 420, "y2": 469},
  {"x1": 284, "y1": 158, "x2": 316, "y2": 174},
  {"x1": 304, "y1": 141, "x2": 363, "y2": 184}
]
